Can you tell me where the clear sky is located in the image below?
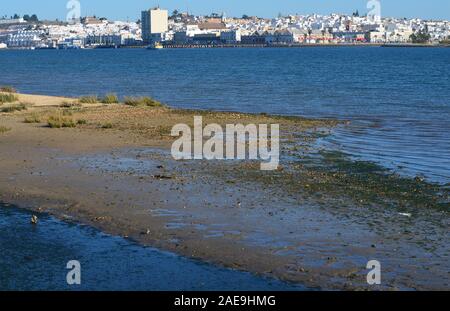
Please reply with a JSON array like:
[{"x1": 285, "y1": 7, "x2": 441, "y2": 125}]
[{"x1": 1, "y1": 0, "x2": 449, "y2": 21}]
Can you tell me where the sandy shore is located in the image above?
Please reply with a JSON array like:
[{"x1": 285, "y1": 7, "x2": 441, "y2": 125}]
[{"x1": 0, "y1": 92, "x2": 448, "y2": 290}]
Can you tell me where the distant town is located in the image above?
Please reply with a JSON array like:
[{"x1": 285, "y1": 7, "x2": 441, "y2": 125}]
[{"x1": 0, "y1": 7, "x2": 449, "y2": 49}]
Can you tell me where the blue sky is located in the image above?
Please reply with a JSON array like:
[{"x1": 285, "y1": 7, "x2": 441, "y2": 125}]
[{"x1": 2, "y1": 0, "x2": 450, "y2": 21}]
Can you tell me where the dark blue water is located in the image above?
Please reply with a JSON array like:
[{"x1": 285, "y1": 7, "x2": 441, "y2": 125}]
[
  {"x1": 0, "y1": 203, "x2": 304, "y2": 290},
  {"x1": 0, "y1": 47, "x2": 449, "y2": 183}
]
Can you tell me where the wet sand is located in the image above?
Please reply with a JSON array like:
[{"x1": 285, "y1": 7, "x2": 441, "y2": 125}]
[{"x1": 0, "y1": 93, "x2": 448, "y2": 290}]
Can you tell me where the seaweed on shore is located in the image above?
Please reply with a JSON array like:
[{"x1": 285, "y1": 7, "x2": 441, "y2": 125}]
[{"x1": 198, "y1": 148, "x2": 449, "y2": 214}]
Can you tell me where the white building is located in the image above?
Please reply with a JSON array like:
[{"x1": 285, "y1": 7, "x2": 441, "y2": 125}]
[
  {"x1": 220, "y1": 30, "x2": 241, "y2": 43},
  {"x1": 7, "y1": 30, "x2": 43, "y2": 48},
  {"x1": 0, "y1": 18, "x2": 25, "y2": 25},
  {"x1": 141, "y1": 8, "x2": 168, "y2": 43}
]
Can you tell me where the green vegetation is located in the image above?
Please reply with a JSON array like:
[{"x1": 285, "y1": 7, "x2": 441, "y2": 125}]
[
  {"x1": 0, "y1": 126, "x2": 11, "y2": 134},
  {"x1": 24, "y1": 113, "x2": 42, "y2": 123},
  {"x1": 0, "y1": 93, "x2": 18, "y2": 104},
  {"x1": 123, "y1": 96, "x2": 163, "y2": 107},
  {"x1": 79, "y1": 96, "x2": 99, "y2": 104},
  {"x1": 77, "y1": 119, "x2": 88, "y2": 125},
  {"x1": 0, "y1": 86, "x2": 17, "y2": 93},
  {"x1": 0, "y1": 103, "x2": 27, "y2": 113},
  {"x1": 101, "y1": 122, "x2": 113, "y2": 129},
  {"x1": 23, "y1": 14, "x2": 39, "y2": 23},
  {"x1": 410, "y1": 31, "x2": 431, "y2": 44},
  {"x1": 47, "y1": 115, "x2": 76, "y2": 128},
  {"x1": 101, "y1": 93, "x2": 119, "y2": 104}
]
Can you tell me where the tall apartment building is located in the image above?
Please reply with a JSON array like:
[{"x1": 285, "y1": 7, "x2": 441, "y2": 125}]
[{"x1": 141, "y1": 8, "x2": 168, "y2": 44}]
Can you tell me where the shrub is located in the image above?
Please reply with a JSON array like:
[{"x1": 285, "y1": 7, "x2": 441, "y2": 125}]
[
  {"x1": 77, "y1": 119, "x2": 87, "y2": 125},
  {"x1": 0, "y1": 126, "x2": 11, "y2": 133},
  {"x1": 0, "y1": 93, "x2": 18, "y2": 104},
  {"x1": 0, "y1": 86, "x2": 17, "y2": 93},
  {"x1": 101, "y1": 122, "x2": 113, "y2": 129},
  {"x1": 24, "y1": 113, "x2": 41, "y2": 123},
  {"x1": 79, "y1": 96, "x2": 99, "y2": 104},
  {"x1": 101, "y1": 93, "x2": 119, "y2": 104},
  {"x1": 0, "y1": 103, "x2": 27, "y2": 113},
  {"x1": 47, "y1": 115, "x2": 76, "y2": 128},
  {"x1": 123, "y1": 96, "x2": 163, "y2": 107}
]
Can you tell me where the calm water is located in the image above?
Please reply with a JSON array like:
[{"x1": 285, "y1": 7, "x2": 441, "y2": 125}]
[
  {"x1": 0, "y1": 47, "x2": 449, "y2": 183},
  {"x1": 0, "y1": 203, "x2": 304, "y2": 290}
]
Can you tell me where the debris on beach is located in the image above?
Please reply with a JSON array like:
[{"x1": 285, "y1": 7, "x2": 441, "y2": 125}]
[
  {"x1": 140, "y1": 229, "x2": 151, "y2": 235},
  {"x1": 153, "y1": 174, "x2": 173, "y2": 180},
  {"x1": 399, "y1": 212, "x2": 412, "y2": 217}
]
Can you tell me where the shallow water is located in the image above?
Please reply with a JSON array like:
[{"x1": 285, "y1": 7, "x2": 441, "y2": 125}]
[
  {"x1": 0, "y1": 203, "x2": 305, "y2": 290},
  {"x1": 0, "y1": 47, "x2": 449, "y2": 183}
]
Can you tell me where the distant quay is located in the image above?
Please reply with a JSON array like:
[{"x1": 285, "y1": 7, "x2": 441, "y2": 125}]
[{"x1": 2, "y1": 42, "x2": 449, "y2": 51}]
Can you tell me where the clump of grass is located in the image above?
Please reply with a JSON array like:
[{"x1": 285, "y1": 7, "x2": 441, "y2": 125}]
[
  {"x1": 0, "y1": 126, "x2": 11, "y2": 133},
  {"x1": 24, "y1": 113, "x2": 42, "y2": 123},
  {"x1": 0, "y1": 103, "x2": 27, "y2": 113},
  {"x1": 101, "y1": 93, "x2": 119, "y2": 104},
  {"x1": 101, "y1": 122, "x2": 113, "y2": 129},
  {"x1": 123, "y1": 96, "x2": 163, "y2": 107},
  {"x1": 79, "y1": 96, "x2": 99, "y2": 104},
  {"x1": 77, "y1": 119, "x2": 87, "y2": 125},
  {"x1": 0, "y1": 93, "x2": 18, "y2": 104},
  {"x1": 0, "y1": 86, "x2": 17, "y2": 93},
  {"x1": 62, "y1": 109, "x2": 73, "y2": 116},
  {"x1": 47, "y1": 115, "x2": 76, "y2": 128}
]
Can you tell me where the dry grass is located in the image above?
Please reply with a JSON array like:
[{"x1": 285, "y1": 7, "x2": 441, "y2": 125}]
[
  {"x1": 0, "y1": 103, "x2": 27, "y2": 113},
  {"x1": 79, "y1": 96, "x2": 99, "y2": 104},
  {"x1": 47, "y1": 114, "x2": 76, "y2": 128},
  {"x1": 0, "y1": 93, "x2": 18, "y2": 104},
  {"x1": 101, "y1": 94, "x2": 119, "y2": 104},
  {"x1": 0, "y1": 125, "x2": 11, "y2": 133},
  {"x1": 24, "y1": 113, "x2": 42, "y2": 123},
  {"x1": 123, "y1": 96, "x2": 164, "y2": 107}
]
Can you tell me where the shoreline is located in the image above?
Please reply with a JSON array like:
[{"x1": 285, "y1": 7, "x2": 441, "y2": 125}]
[
  {"x1": 1, "y1": 92, "x2": 448, "y2": 290},
  {"x1": 1, "y1": 202, "x2": 305, "y2": 290},
  {"x1": 1, "y1": 43, "x2": 449, "y2": 51}
]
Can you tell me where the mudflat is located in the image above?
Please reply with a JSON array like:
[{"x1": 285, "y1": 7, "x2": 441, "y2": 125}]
[{"x1": 0, "y1": 92, "x2": 448, "y2": 290}]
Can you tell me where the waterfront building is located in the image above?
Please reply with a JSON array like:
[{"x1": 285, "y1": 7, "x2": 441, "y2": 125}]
[
  {"x1": 0, "y1": 18, "x2": 25, "y2": 25},
  {"x1": 85, "y1": 35, "x2": 122, "y2": 47},
  {"x1": 141, "y1": 8, "x2": 168, "y2": 44},
  {"x1": 220, "y1": 30, "x2": 241, "y2": 44},
  {"x1": 241, "y1": 31, "x2": 266, "y2": 45},
  {"x1": 6, "y1": 30, "x2": 43, "y2": 48}
]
